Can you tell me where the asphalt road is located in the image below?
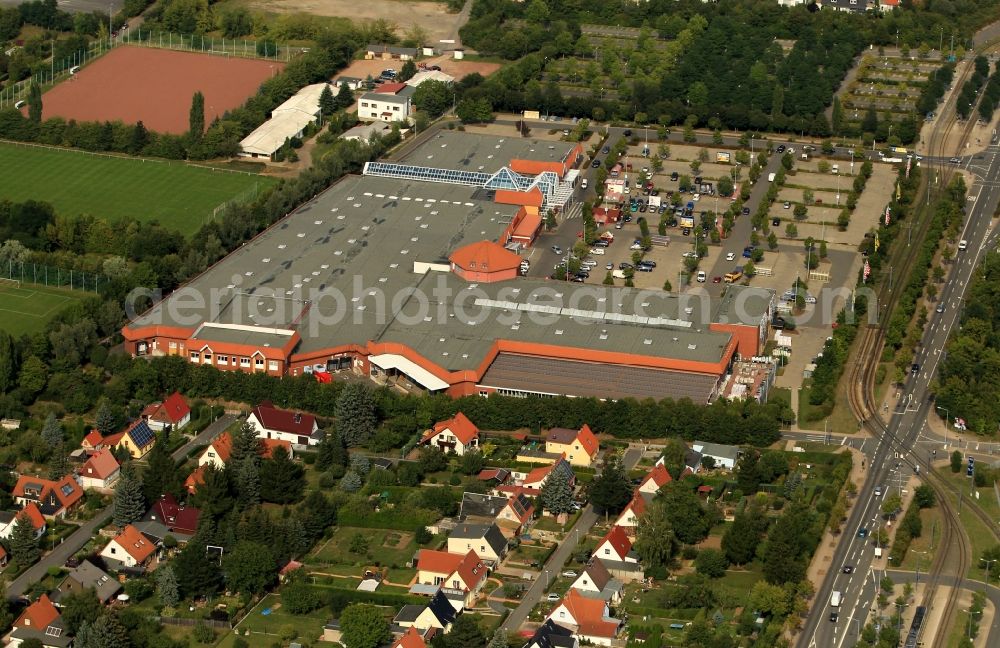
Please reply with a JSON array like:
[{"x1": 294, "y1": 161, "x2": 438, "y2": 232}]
[
  {"x1": 5, "y1": 413, "x2": 237, "y2": 601},
  {"x1": 498, "y1": 446, "x2": 642, "y2": 634},
  {"x1": 798, "y1": 146, "x2": 1000, "y2": 648}
]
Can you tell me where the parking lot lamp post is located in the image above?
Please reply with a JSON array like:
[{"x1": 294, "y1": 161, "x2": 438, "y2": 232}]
[{"x1": 981, "y1": 558, "x2": 997, "y2": 593}]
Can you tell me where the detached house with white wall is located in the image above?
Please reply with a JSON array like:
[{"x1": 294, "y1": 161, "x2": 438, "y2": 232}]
[
  {"x1": 420, "y1": 412, "x2": 479, "y2": 455},
  {"x1": 357, "y1": 82, "x2": 414, "y2": 122},
  {"x1": 246, "y1": 400, "x2": 321, "y2": 446}
]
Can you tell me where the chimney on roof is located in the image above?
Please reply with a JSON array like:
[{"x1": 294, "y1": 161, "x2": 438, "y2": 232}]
[{"x1": 294, "y1": 413, "x2": 302, "y2": 423}]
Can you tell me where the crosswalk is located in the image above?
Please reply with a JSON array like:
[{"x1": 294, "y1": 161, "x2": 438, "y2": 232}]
[{"x1": 562, "y1": 201, "x2": 583, "y2": 220}]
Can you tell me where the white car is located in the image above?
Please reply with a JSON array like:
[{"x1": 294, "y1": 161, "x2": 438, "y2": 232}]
[
  {"x1": 786, "y1": 147, "x2": 795, "y2": 154},
  {"x1": 726, "y1": 252, "x2": 736, "y2": 261},
  {"x1": 958, "y1": 239, "x2": 968, "y2": 251},
  {"x1": 682, "y1": 251, "x2": 698, "y2": 258},
  {"x1": 697, "y1": 271, "x2": 707, "y2": 282},
  {"x1": 630, "y1": 242, "x2": 642, "y2": 250},
  {"x1": 561, "y1": 571, "x2": 578, "y2": 578},
  {"x1": 546, "y1": 593, "x2": 561, "y2": 602},
  {"x1": 692, "y1": 193, "x2": 700, "y2": 202},
  {"x1": 589, "y1": 247, "x2": 606, "y2": 255}
]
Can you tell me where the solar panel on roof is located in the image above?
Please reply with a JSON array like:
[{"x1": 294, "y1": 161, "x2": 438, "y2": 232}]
[{"x1": 128, "y1": 420, "x2": 156, "y2": 448}]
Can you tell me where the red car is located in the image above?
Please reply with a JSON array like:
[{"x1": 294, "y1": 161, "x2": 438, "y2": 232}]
[{"x1": 712, "y1": 276, "x2": 722, "y2": 283}]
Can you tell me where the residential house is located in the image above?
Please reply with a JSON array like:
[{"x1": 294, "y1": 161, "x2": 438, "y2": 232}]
[
  {"x1": 140, "y1": 493, "x2": 201, "y2": 539},
  {"x1": 569, "y1": 559, "x2": 623, "y2": 604},
  {"x1": 879, "y1": 0, "x2": 900, "y2": 11},
  {"x1": 637, "y1": 463, "x2": 672, "y2": 495},
  {"x1": 53, "y1": 560, "x2": 121, "y2": 604},
  {"x1": 184, "y1": 465, "x2": 207, "y2": 494},
  {"x1": 77, "y1": 448, "x2": 120, "y2": 491},
  {"x1": 357, "y1": 83, "x2": 414, "y2": 123},
  {"x1": 141, "y1": 391, "x2": 191, "y2": 431},
  {"x1": 198, "y1": 431, "x2": 294, "y2": 470},
  {"x1": 333, "y1": 76, "x2": 363, "y2": 91},
  {"x1": 446, "y1": 522, "x2": 508, "y2": 565},
  {"x1": 460, "y1": 492, "x2": 534, "y2": 538},
  {"x1": 9, "y1": 594, "x2": 69, "y2": 648},
  {"x1": 546, "y1": 589, "x2": 622, "y2": 646},
  {"x1": 477, "y1": 468, "x2": 510, "y2": 485},
  {"x1": 0, "y1": 502, "x2": 46, "y2": 540},
  {"x1": 692, "y1": 441, "x2": 742, "y2": 470},
  {"x1": 340, "y1": 121, "x2": 392, "y2": 142},
  {"x1": 613, "y1": 492, "x2": 649, "y2": 530},
  {"x1": 81, "y1": 429, "x2": 107, "y2": 452},
  {"x1": 365, "y1": 43, "x2": 418, "y2": 60},
  {"x1": 521, "y1": 619, "x2": 579, "y2": 648},
  {"x1": 246, "y1": 400, "x2": 321, "y2": 446},
  {"x1": 821, "y1": 0, "x2": 871, "y2": 12},
  {"x1": 415, "y1": 549, "x2": 488, "y2": 607},
  {"x1": 100, "y1": 524, "x2": 157, "y2": 571},
  {"x1": 392, "y1": 626, "x2": 429, "y2": 648},
  {"x1": 520, "y1": 457, "x2": 575, "y2": 493},
  {"x1": 544, "y1": 425, "x2": 599, "y2": 467},
  {"x1": 393, "y1": 591, "x2": 456, "y2": 632},
  {"x1": 13, "y1": 475, "x2": 84, "y2": 519},
  {"x1": 115, "y1": 419, "x2": 157, "y2": 459},
  {"x1": 594, "y1": 526, "x2": 638, "y2": 564},
  {"x1": 420, "y1": 412, "x2": 479, "y2": 456}
]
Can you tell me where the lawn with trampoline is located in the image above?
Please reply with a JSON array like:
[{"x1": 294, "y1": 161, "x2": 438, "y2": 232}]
[
  {"x1": 0, "y1": 142, "x2": 275, "y2": 236},
  {"x1": 0, "y1": 281, "x2": 86, "y2": 336}
]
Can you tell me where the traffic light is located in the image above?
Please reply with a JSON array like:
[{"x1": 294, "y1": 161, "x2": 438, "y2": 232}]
[{"x1": 967, "y1": 456, "x2": 975, "y2": 477}]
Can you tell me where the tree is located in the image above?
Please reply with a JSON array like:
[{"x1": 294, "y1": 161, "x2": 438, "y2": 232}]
[
  {"x1": 191, "y1": 464, "x2": 233, "y2": 518},
  {"x1": 260, "y1": 447, "x2": 305, "y2": 503},
  {"x1": 155, "y1": 564, "x2": 179, "y2": 607},
  {"x1": 793, "y1": 204, "x2": 808, "y2": 220},
  {"x1": 694, "y1": 548, "x2": 728, "y2": 578},
  {"x1": 129, "y1": 121, "x2": 148, "y2": 155},
  {"x1": 282, "y1": 578, "x2": 322, "y2": 614},
  {"x1": 819, "y1": 240, "x2": 828, "y2": 259},
  {"x1": 333, "y1": 82, "x2": 355, "y2": 111},
  {"x1": 9, "y1": 511, "x2": 40, "y2": 565},
  {"x1": 112, "y1": 462, "x2": 145, "y2": 529},
  {"x1": 174, "y1": 540, "x2": 222, "y2": 598},
  {"x1": 634, "y1": 499, "x2": 675, "y2": 568},
  {"x1": 456, "y1": 98, "x2": 493, "y2": 124},
  {"x1": 143, "y1": 431, "x2": 183, "y2": 503},
  {"x1": 340, "y1": 470, "x2": 363, "y2": 492},
  {"x1": 27, "y1": 82, "x2": 41, "y2": 124},
  {"x1": 95, "y1": 400, "x2": 117, "y2": 437},
  {"x1": 316, "y1": 431, "x2": 348, "y2": 471},
  {"x1": 235, "y1": 457, "x2": 260, "y2": 508},
  {"x1": 722, "y1": 501, "x2": 768, "y2": 565},
  {"x1": 41, "y1": 413, "x2": 63, "y2": 446},
  {"x1": 785, "y1": 222, "x2": 798, "y2": 238},
  {"x1": 540, "y1": 464, "x2": 575, "y2": 516},
  {"x1": 412, "y1": 79, "x2": 452, "y2": 118},
  {"x1": 862, "y1": 107, "x2": 879, "y2": 134},
  {"x1": 459, "y1": 450, "x2": 484, "y2": 476},
  {"x1": 487, "y1": 629, "x2": 508, "y2": 648},
  {"x1": 76, "y1": 612, "x2": 129, "y2": 648},
  {"x1": 717, "y1": 176, "x2": 734, "y2": 197},
  {"x1": 445, "y1": 614, "x2": 486, "y2": 648},
  {"x1": 319, "y1": 84, "x2": 336, "y2": 115},
  {"x1": 881, "y1": 494, "x2": 902, "y2": 517},
  {"x1": 951, "y1": 449, "x2": 963, "y2": 473},
  {"x1": 223, "y1": 541, "x2": 276, "y2": 595},
  {"x1": 660, "y1": 482, "x2": 716, "y2": 545},
  {"x1": 589, "y1": 454, "x2": 632, "y2": 514},
  {"x1": 914, "y1": 485, "x2": 936, "y2": 508},
  {"x1": 340, "y1": 603, "x2": 391, "y2": 648},
  {"x1": 60, "y1": 589, "x2": 102, "y2": 635},
  {"x1": 189, "y1": 91, "x2": 205, "y2": 141},
  {"x1": 336, "y1": 383, "x2": 377, "y2": 446},
  {"x1": 399, "y1": 59, "x2": 417, "y2": 82}
]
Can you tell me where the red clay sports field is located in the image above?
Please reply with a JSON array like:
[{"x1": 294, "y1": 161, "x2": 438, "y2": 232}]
[{"x1": 41, "y1": 46, "x2": 285, "y2": 134}]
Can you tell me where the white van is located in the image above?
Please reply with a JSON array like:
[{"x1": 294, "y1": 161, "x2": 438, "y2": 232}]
[
  {"x1": 767, "y1": 172, "x2": 776, "y2": 182},
  {"x1": 830, "y1": 591, "x2": 842, "y2": 607},
  {"x1": 696, "y1": 270, "x2": 707, "y2": 282},
  {"x1": 832, "y1": 164, "x2": 839, "y2": 174},
  {"x1": 581, "y1": 178, "x2": 588, "y2": 190},
  {"x1": 14, "y1": 100, "x2": 25, "y2": 109}
]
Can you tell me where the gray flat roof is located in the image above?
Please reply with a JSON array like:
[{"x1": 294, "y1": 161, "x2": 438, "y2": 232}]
[
  {"x1": 190, "y1": 323, "x2": 296, "y2": 349},
  {"x1": 362, "y1": 92, "x2": 410, "y2": 104},
  {"x1": 479, "y1": 353, "x2": 721, "y2": 402},
  {"x1": 399, "y1": 130, "x2": 578, "y2": 173},
  {"x1": 710, "y1": 285, "x2": 775, "y2": 326}
]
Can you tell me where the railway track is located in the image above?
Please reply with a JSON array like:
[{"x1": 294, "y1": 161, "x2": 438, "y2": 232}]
[{"x1": 841, "y1": 51, "x2": 1000, "y2": 646}]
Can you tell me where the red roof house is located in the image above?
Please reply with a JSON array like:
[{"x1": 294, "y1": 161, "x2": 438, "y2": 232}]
[
  {"x1": 100, "y1": 524, "x2": 157, "y2": 570},
  {"x1": 77, "y1": 449, "x2": 120, "y2": 491},
  {"x1": 13, "y1": 475, "x2": 84, "y2": 519},
  {"x1": 247, "y1": 400, "x2": 321, "y2": 446},
  {"x1": 13, "y1": 593, "x2": 62, "y2": 633},
  {"x1": 420, "y1": 412, "x2": 480, "y2": 456},
  {"x1": 547, "y1": 589, "x2": 622, "y2": 644},
  {"x1": 594, "y1": 526, "x2": 637, "y2": 563},
  {"x1": 637, "y1": 463, "x2": 672, "y2": 495},
  {"x1": 141, "y1": 392, "x2": 191, "y2": 431},
  {"x1": 545, "y1": 424, "x2": 599, "y2": 466},
  {"x1": 392, "y1": 627, "x2": 428, "y2": 648},
  {"x1": 144, "y1": 493, "x2": 200, "y2": 537}
]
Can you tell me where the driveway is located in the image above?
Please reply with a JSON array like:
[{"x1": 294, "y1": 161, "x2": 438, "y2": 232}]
[
  {"x1": 5, "y1": 414, "x2": 237, "y2": 600},
  {"x1": 498, "y1": 447, "x2": 642, "y2": 633}
]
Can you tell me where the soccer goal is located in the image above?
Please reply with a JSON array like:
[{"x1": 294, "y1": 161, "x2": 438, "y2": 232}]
[{"x1": 0, "y1": 277, "x2": 20, "y2": 289}]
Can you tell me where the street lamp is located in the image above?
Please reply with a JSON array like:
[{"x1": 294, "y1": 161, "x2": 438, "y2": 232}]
[
  {"x1": 936, "y1": 406, "x2": 950, "y2": 447},
  {"x1": 981, "y1": 557, "x2": 997, "y2": 592}
]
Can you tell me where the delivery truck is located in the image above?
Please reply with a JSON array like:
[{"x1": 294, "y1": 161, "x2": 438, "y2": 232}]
[{"x1": 830, "y1": 591, "x2": 842, "y2": 607}]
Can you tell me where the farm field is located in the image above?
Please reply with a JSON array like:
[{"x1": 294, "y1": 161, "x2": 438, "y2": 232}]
[
  {"x1": 0, "y1": 142, "x2": 275, "y2": 236},
  {"x1": 0, "y1": 283, "x2": 87, "y2": 336}
]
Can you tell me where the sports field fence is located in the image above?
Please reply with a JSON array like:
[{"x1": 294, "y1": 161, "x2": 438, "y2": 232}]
[
  {"x1": 0, "y1": 29, "x2": 292, "y2": 108},
  {"x1": 2, "y1": 262, "x2": 107, "y2": 293},
  {"x1": 211, "y1": 181, "x2": 264, "y2": 221}
]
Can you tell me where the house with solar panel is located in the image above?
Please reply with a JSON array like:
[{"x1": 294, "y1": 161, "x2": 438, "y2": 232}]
[
  {"x1": 12, "y1": 475, "x2": 84, "y2": 520},
  {"x1": 112, "y1": 419, "x2": 158, "y2": 459}
]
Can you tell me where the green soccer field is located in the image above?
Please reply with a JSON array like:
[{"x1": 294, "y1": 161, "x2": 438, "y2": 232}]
[
  {"x1": 0, "y1": 283, "x2": 87, "y2": 337},
  {"x1": 0, "y1": 143, "x2": 276, "y2": 236}
]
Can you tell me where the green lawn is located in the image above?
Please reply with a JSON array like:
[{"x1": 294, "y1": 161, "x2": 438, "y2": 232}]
[
  {"x1": 221, "y1": 593, "x2": 330, "y2": 648},
  {"x1": 309, "y1": 527, "x2": 422, "y2": 570},
  {"x1": 0, "y1": 282, "x2": 87, "y2": 335},
  {"x1": 0, "y1": 143, "x2": 276, "y2": 236}
]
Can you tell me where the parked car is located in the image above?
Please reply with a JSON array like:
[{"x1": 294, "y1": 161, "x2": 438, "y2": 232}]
[
  {"x1": 671, "y1": 171, "x2": 679, "y2": 181},
  {"x1": 697, "y1": 271, "x2": 707, "y2": 282},
  {"x1": 712, "y1": 276, "x2": 722, "y2": 283},
  {"x1": 772, "y1": 217, "x2": 781, "y2": 227},
  {"x1": 547, "y1": 593, "x2": 561, "y2": 602},
  {"x1": 776, "y1": 144, "x2": 786, "y2": 153},
  {"x1": 726, "y1": 252, "x2": 735, "y2": 261},
  {"x1": 551, "y1": 245, "x2": 563, "y2": 254},
  {"x1": 783, "y1": 201, "x2": 791, "y2": 209},
  {"x1": 591, "y1": 159, "x2": 601, "y2": 167},
  {"x1": 562, "y1": 571, "x2": 578, "y2": 578},
  {"x1": 742, "y1": 207, "x2": 750, "y2": 216}
]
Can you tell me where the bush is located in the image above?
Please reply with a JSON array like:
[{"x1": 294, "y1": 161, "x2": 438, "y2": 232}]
[{"x1": 192, "y1": 622, "x2": 215, "y2": 644}]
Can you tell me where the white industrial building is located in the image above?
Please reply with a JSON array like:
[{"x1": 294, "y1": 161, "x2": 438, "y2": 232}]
[
  {"x1": 406, "y1": 70, "x2": 455, "y2": 87},
  {"x1": 239, "y1": 82, "x2": 331, "y2": 159}
]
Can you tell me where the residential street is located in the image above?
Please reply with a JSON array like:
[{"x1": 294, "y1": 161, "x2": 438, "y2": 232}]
[
  {"x1": 5, "y1": 413, "x2": 237, "y2": 600},
  {"x1": 498, "y1": 446, "x2": 643, "y2": 633}
]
